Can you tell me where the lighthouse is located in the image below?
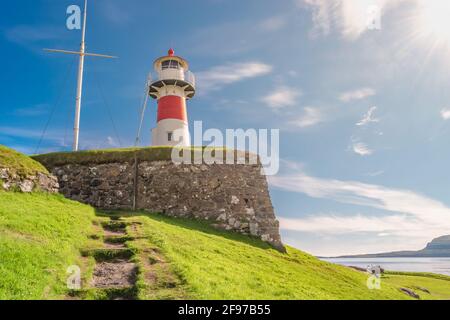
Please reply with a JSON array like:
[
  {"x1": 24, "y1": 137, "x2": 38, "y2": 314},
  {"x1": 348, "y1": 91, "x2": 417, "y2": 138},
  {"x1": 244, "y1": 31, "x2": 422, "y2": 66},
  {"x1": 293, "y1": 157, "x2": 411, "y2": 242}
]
[{"x1": 148, "y1": 49, "x2": 196, "y2": 146}]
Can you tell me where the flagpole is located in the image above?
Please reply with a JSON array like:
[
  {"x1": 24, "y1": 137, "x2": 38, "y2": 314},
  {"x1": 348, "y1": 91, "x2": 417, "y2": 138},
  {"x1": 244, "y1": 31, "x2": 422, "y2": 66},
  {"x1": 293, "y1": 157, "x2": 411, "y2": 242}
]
[
  {"x1": 44, "y1": 0, "x2": 117, "y2": 151},
  {"x1": 73, "y1": 0, "x2": 87, "y2": 151}
]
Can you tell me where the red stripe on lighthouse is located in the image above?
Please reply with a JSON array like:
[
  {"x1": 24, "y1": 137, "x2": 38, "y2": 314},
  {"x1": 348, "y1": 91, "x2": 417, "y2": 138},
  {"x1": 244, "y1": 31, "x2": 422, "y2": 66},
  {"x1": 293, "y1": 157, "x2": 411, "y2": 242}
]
[{"x1": 157, "y1": 95, "x2": 188, "y2": 123}]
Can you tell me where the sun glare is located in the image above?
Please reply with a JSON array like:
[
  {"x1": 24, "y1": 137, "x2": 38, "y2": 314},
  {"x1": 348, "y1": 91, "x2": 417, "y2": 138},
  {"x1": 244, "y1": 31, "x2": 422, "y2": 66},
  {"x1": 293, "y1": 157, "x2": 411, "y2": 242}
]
[{"x1": 417, "y1": 0, "x2": 450, "y2": 47}]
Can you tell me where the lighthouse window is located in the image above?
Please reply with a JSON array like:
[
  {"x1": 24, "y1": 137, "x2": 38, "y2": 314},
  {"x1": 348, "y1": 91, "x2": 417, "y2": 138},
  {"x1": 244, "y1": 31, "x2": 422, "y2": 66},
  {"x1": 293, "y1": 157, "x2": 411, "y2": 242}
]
[
  {"x1": 162, "y1": 60, "x2": 180, "y2": 70},
  {"x1": 168, "y1": 132, "x2": 174, "y2": 142}
]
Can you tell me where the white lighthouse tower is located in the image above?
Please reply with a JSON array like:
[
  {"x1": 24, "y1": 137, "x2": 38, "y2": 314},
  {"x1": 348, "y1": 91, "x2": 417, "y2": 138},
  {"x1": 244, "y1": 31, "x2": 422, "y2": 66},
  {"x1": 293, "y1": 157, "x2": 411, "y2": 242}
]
[{"x1": 149, "y1": 49, "x2": 196, "y2": 146}]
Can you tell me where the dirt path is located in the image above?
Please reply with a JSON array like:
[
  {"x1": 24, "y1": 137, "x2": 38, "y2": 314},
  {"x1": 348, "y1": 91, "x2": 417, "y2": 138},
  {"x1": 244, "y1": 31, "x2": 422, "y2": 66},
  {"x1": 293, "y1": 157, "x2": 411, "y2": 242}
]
[
  {"x1": 70, "y1": 215, "x2": 187, "y2": 300},
  {"x1": 85, "y1": 219, "x2": 139, "y2": 300}
]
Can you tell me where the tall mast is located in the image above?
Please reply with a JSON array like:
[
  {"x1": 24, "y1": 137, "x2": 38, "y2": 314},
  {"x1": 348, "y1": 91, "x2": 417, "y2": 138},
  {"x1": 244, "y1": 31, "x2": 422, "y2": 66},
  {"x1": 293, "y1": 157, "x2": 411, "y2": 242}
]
[
  {"x1": 73, "y1": 0, "x2": 88, "y2": 151},
  {"x1": 44, "y1": 0, "x2": 117, "y2": 152}
]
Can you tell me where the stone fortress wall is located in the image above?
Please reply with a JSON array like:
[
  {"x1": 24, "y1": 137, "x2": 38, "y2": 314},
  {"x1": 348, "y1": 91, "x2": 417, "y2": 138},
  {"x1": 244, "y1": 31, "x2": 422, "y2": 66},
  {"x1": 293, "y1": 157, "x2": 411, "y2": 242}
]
[{"x1": 34, "y1": 148, "x2": 284, "y2": 251}]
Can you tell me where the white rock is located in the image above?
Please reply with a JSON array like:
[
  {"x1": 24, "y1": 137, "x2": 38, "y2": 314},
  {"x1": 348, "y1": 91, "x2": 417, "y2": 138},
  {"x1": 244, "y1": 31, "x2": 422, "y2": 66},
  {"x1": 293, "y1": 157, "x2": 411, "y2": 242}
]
[
  {"x1": 19, "y1": 180, "x2": 34, "y2": 193},
  {"x1": 250, "y1": 222, "x2": 259, "y2": 236},
  {"x1": 217, "y1": 213, "x2": 227, "y2": 221},
  {"x1": 0, "y1": 168, "x2": 9, "y2": 179}
]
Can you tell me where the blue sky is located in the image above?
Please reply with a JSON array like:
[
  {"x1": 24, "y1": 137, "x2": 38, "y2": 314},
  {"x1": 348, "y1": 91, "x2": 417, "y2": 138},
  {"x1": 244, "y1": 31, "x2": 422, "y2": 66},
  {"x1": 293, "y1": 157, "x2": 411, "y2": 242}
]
[{"x1": 2, "y1": 0, "x2": 450, "y2": 256}]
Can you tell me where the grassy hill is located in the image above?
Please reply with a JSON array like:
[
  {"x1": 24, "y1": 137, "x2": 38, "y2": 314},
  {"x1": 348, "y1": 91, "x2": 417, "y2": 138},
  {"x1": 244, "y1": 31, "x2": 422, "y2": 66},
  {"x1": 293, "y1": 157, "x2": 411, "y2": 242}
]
[
  {"x1": 1, "y1": 146, "x2": 450, "y2": 300},
  {"x1": 0, "y1": 145, "x2": 48, "y2": 176},
  {"x1": 1, "y1": 192, "x2": 450, "y2": 299},
  {"x1": 0, "y1": 192, "x2": 96, "y2": 299},
  {"x1": 118, "y1": 212, "x2": 450, "y2": 300}
]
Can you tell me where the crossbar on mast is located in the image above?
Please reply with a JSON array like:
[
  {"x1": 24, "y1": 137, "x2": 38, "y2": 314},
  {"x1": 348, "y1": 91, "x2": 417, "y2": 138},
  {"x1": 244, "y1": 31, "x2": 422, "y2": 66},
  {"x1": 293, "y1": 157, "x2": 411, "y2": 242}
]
[
  {"x1": 44, "y1": 0, "x2": 117, "y2": 151},
  {"x1": 44, "y1": 49, "x2": 118, "y2": 59}
]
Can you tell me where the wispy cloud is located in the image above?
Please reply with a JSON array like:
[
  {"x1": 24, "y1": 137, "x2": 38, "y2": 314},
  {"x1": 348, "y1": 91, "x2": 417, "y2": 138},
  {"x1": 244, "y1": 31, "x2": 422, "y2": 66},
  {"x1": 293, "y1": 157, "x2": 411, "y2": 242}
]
[
  {"x1": 365, "y1": 170, "x2": 385, "y2": 177},
  {"x1": 262, "y1": 86, "x2": 301, "y2": 109},
  {"x1": 0, "y1": 126, "x2": 68, "y2": 154},
  {"x1": 280, "y1": 214, "x2": 424, "y2": 235},
  {"x1": 441, "y1": 108, "x2": 450, "y2": 120},
  {"x1": 13, "y1": 104, "x2": 50, "y2": 117},
  {"x1": 298, "y1": 0, "x2": 335, "y2": 37},
  {"x1": 4, "y1": 25, "x2": 64, "y2": 46},
  {"x1": 0, "y1": 126, "x2": 60, "y2": 141},
  {"x1": 106, "y1": 136, "x2": 120, "y2": 148},
  {"x1": 339, "y1": 88, "x2": 376, "y2": 102},
  {"x1": 352, "y1": 141, "x2": 373, "y2": 156},
  {"x1": 289, "y1": 107, "x2": 325, "y2": 128},
  {"x1": 270, "y1": 167, "x2": 450, "y2": 241},
  {"x1": 197, "y1": 62, "x2": 272, "y2": 93},
  {"x1": 260, "y1": 16, "x2": 287, "y2": 31},
  {"x1": 299, "y1": 0, "x2": 407, "y2": 40},
  {"x1": 0, "y1": 126, "x2": 126, "y2": 154},
  {"x1": 184, "y1": 14, "x2": 292, "y2": 57},
  {"x1": 356, "y1": 106, "x2": 379, "y2": 126}
]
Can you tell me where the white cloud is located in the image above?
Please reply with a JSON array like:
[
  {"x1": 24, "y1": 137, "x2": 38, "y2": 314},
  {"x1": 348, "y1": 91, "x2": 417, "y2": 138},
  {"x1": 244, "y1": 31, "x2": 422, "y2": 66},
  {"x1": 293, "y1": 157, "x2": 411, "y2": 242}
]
[
  {"x1": 352, "y1": 141, "x2": 373, "y2": 156},
  {"x1": 197, "y1": 62, "x2": 272, "y2": 93},
  {"x1": 299, "y1": 0, "x2": 336, "y2": 36},
  {"x1": 262, "y1": 86, "x2": 301, "y2": 109},
  {"x1": 441, "y1": 108, "x2": 450, "y2": 120},
  {"x1": 269, "y1": 169, "x2": 450, "y2": 241},
  {"x1": 106, "y1": 136, "x2": 120, "y2": 147},
  {"x1": 299, "y1": 0, "x2": 406, "y2": 40},
  {"x1": 290, "y1": 107, "x2": 325, "y2": 128},
  {"x1": 279, "y1": 213, "x2": 448, "y2": 256},
  {"x1": 339, "y1": 88, "x2": 376, "y2": 102},
  {"x1": 356, "y1": 106, "x2": 379, "y2": 126},
  {"x1": 280, "y1": 215, "x2": 424, "y2": 235}
]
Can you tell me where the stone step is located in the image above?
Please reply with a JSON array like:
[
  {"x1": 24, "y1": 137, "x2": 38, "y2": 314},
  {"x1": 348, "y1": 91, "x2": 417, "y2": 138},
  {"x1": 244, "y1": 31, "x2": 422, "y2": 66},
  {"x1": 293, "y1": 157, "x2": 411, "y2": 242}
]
[
  {"x1": 91, "y1": 259, "x2": 138, "y2": 290},
  {"x1": 82, "y1": 247, "x2": 136, "y2": 261}
]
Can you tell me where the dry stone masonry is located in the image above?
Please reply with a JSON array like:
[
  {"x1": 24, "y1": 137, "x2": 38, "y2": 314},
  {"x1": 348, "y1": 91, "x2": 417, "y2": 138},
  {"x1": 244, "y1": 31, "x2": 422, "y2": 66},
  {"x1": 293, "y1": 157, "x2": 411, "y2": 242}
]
[
  {"x1": 35, "y1": 150, "x2": 285, "y2": 251},
  {"x1": 0, "y1": 168, "x2": 59, "y2": 193}
]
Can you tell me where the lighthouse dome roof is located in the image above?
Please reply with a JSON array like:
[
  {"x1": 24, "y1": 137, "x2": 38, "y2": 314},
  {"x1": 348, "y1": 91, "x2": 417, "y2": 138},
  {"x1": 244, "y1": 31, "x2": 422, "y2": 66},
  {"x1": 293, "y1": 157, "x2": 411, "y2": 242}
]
[{"x1": 153, "y1": 49, "x2": 189, "y2": 70}]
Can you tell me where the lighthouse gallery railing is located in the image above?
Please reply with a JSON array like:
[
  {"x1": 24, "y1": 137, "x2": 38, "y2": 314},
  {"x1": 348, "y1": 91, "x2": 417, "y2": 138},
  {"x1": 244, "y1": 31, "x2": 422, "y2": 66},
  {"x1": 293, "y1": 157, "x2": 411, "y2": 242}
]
[{"x1": 148, "y1": 69, "x2": 196, "y2": 89}]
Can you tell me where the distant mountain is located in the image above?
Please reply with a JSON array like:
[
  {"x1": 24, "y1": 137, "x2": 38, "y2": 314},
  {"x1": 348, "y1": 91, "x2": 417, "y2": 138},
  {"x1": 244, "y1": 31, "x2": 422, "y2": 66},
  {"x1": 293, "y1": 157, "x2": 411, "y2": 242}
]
[{"x1": 334, "y1": 235, "x2": 450, "y2": 258}]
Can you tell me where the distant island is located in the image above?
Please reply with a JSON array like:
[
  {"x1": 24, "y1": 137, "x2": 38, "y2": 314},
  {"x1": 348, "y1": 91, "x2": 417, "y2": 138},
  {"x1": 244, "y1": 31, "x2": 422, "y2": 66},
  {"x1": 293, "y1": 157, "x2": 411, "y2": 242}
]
[{"x1": 332, "y1": 235, "x2": 450, "y2": 258}]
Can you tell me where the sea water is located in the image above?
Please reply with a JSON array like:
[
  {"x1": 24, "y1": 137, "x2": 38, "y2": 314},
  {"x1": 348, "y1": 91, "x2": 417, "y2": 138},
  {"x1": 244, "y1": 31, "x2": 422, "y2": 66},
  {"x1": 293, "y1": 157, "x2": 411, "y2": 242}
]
[{"x1": 322, "y1": 257, "x2": 450, "y2": 276}]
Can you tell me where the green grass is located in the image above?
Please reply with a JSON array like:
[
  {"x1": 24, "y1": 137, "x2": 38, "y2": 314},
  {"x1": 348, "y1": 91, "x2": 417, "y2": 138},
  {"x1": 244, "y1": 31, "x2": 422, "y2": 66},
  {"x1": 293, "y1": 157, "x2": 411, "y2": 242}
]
[
  {"x1": 32, "y1": 146, "x2": 252, "y2": 168},
  {"x1": 2, "y1": 196, "x2": 450, "y2": 300},
  {"x1": 385, "y1": 270, "x2": 450, "y2": 282},
  {"x1": 383, "y1": 273, "x2": 450, "y2": 300},
  {"x1": 3, "y1": 146, "x2": 449, "y2": 300},
  {"x1": 0, "y1": 192, "x2": 96, "y2": 299},
  {"x1": 0, "y1": 145, "x2": 48, "y2": 176},
  {"x1": 121, "y1": 212, "x2": 434, "y2": 300}
]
